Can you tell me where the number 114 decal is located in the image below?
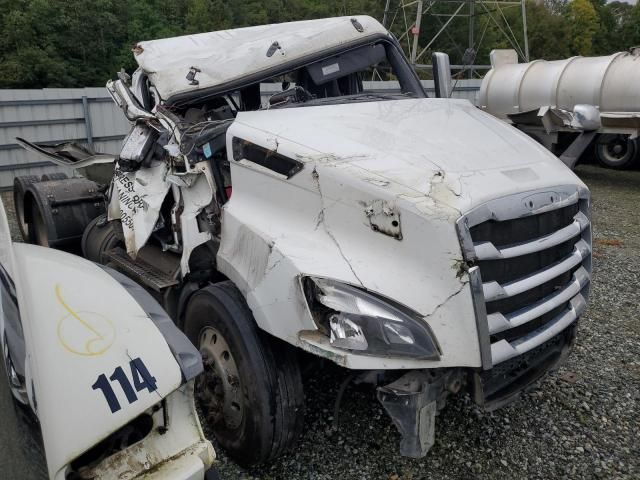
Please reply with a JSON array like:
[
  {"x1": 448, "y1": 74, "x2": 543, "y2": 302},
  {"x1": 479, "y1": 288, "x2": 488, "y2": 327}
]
[{"x1": 92, "y1": 357, "x2": 158, "y2": 413}]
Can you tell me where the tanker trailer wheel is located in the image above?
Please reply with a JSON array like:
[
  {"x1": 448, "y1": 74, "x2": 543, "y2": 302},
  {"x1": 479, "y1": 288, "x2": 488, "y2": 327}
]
[
  {"x1": 183, "y1": 281, "x2": 304, "y2": 466},
  {"x1": 596, "y1": 134, "x2": 639, "y2": 169},
  {"x1": 12, "y1": 176, "x2": 39, "y2": 241}
]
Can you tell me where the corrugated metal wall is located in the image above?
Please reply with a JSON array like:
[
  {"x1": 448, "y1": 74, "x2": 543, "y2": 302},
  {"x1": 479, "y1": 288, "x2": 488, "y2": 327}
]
[
  {"x1": 0, "y1": 80, "x2": 481, "y2": 189},
  {"x1": 0, "y1": 88, "x2": 129, "y2": 189}
]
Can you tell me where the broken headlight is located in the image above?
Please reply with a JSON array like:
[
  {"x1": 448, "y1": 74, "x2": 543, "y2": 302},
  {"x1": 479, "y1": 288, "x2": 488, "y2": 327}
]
[{"x1": 303, "y1": 277, "x2": 440, "y2": 360}]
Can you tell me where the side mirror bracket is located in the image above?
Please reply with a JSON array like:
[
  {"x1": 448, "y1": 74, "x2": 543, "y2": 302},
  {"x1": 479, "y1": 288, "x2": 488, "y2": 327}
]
[
  {"x1": 432, "y1": 52, "x2": 452, "y2": 99},
  {"x1": 106, "y1": 78, "x2": 155, "y2": 123}
]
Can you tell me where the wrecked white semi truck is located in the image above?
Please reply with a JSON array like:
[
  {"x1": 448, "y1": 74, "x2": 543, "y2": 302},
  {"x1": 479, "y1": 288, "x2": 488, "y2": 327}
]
[{"x1": 15, "y1": 16, "x2": 592, "y2": 464}]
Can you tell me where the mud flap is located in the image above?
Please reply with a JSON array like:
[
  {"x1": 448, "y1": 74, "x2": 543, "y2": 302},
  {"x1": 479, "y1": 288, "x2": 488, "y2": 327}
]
[{"x1": 376, "y1": 371, "x2": 443, "y2": 458}]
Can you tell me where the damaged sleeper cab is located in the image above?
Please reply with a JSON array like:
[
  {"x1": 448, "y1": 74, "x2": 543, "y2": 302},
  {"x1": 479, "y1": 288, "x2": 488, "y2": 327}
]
[{"x1": 16, "y1": 15, "x2": 591, "y2": 463}]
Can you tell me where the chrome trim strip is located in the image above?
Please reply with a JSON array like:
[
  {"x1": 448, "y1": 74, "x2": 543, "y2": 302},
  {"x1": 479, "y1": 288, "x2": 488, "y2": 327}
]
[
  {"x1": 491, "y1": 294, "x2": 586, "y2": 364},
  {"x1": 482, "y1": 239, "x2": 591, "y2": 302},
  {"x1": 487, "y1": 266, "x2": 590, "y2": 334},
  {"x1": 474, "y1": 212, "x2": 589, "y2": 260},
  {"x1": 455, "y1": 184, "x2": 588, "y2": 262},
  {"x1": 469, "y1": 266, "x2": 493, "y2": 370},
  {"x1": 462, "y1": 185, "x2": 586, "y2": 230}
]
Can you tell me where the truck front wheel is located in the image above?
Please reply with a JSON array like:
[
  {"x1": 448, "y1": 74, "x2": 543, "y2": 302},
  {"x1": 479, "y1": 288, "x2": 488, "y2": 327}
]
[{"x1": 183, "y1": 281, "x2": 304, "y2": 466}]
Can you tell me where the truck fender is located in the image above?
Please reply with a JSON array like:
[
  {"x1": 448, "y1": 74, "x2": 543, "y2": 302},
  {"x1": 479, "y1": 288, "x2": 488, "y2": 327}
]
[{"x1": 8, "y1": 240, "x2": 202, "y2": 478}]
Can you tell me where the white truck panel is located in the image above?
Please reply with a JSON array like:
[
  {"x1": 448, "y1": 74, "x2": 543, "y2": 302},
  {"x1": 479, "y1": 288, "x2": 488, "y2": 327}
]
[
  {"x1": 135, "y1": 15, "x2": 388, "y2": 101},
  {"x1": 10, "y1": 244, "x2": 185, "y2": 477}
]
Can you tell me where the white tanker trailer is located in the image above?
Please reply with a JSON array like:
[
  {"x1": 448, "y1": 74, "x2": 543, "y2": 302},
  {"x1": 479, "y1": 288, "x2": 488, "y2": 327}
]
[{"x1": 478, "y1": 49, "x2": 640, "y2": 169}]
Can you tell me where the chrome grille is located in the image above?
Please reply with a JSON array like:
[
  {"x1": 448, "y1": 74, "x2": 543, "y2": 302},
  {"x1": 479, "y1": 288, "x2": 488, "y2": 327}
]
[{"x1": 457, "y1": 185, "x2": 591, "y2": 368}]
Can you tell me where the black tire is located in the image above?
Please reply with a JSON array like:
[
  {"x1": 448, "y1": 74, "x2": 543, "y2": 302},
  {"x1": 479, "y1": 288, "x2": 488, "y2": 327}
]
[
  {"x1": 40, "y1": 172, "x2": 68, "y2": 181},
  {"x1": 183, "y1": 281, "x2": 304, "y2": 466},
  {"x1": 13, "y1": 175, "x2": 39, "y2": 241},
  {"x1": 595, "y1": 134, "x2": 639, "y2": 169},
  {"x1": 29, "y1": 202, "x2": 49, "y2": 247},
  {"x1": 81, "y1": 215, "x2": 123, "y2": 264}
]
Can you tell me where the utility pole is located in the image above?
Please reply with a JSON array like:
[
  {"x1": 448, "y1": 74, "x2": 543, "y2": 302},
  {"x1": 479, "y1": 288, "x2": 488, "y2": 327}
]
[
  {"x1": 410, "y1": 0, "x2": 424, "y2": 65},
  {"x1": 382, "y1": 0, "x2": 392, "y2": 28},
  {"x1": 387, "y1": 0, "x2": 529, "y2": 72},
  {"x1": 521, "y1": 0, "x2": 530, "y2": 62},
  {"x1": 468, "y1": 0, "x2": 475, "y2": 78}
]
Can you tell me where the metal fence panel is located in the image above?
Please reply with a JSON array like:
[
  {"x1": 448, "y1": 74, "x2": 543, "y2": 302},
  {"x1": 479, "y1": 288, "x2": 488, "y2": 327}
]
[{"x1": 0, "y1": 88, "x2": 129, "y2": 188}]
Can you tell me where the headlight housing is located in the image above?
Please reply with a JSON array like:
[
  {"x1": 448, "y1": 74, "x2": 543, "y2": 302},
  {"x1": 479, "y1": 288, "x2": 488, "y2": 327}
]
[{"x1": 302, "y1": 277, "x2": 440, "y2": 360}]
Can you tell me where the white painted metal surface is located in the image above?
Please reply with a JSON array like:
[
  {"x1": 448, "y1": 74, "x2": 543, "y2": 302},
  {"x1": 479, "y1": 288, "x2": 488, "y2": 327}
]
[
  {"x1": 218, "y1": 97, "x2": 586, "y2": 369},
  {"x1": 135, "y1": 15, "x2": 389, "y2": 101},
  {"x1": 479, "y1": 48, "x2": 640, "y2": 118}
]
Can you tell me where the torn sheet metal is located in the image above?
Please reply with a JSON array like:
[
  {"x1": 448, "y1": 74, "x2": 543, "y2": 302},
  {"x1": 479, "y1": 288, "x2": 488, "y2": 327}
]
[
  {"x1": 113, "y1": 161, "x2": 170, "y2": 257},
  {"x1": 15, "y1": 137, "x2": 116, "y2": 168},
  {"x1": 176, "y1": 170, "x2": 214, "y2": 275},
  {"x1": 106, "y1": 78, "x2": 156, "y2": 123},
  {"x1": 365, "y1": 199, "x2": 402, "y2": 240}
]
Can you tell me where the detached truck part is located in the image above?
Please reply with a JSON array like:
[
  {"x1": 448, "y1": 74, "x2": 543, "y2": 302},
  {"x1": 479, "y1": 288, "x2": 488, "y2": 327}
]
[
  {"x1": 0, "y1": 196, "x2": 216, "y2": 479},
  {"x1": 479, "y1": 48, "x2": 640, "y2": 169},
  {"x1": 16, "y1": 16, "x2": 592, "y2": 465}
]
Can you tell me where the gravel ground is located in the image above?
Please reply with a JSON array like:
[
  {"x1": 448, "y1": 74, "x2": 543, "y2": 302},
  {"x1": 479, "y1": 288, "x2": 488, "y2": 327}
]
[{"x1": 1, "y1": 163, "x2": 639, "y2": 479}]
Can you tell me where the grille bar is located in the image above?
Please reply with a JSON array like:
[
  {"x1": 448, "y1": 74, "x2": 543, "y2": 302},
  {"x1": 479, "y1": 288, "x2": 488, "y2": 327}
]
[
  {"x1": 482, "y1": 239, "x2": 590, "y2": 302},
  {"x1": 491, "y1": 294, "x2": 587, "y2": 364},
  {"x1": 487, "y1": 266, "x2": 590, "y2": 335},
  {"x1": 474, "y1": 211, "x2": 589, "y2": 260}
]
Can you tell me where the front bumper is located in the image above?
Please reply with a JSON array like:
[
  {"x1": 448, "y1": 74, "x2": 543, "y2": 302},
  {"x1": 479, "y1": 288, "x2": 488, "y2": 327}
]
[
  {"x1": 471, "y1": 321, "x2": 577, "y2": 411},
  {"x1": 377, "y1": 324, "x2": 577, "y2": 458}
]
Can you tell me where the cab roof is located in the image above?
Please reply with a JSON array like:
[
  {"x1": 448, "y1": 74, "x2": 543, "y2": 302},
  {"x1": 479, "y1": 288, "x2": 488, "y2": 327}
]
[{"x1": 133, "y1": 15, "x2": 389, "y2": 103}]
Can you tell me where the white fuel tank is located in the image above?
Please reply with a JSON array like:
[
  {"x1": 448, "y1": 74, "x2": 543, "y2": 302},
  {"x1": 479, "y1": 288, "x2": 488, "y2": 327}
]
[{"x1": 478, "y1": 49, "x2": 640, "y2": 118}]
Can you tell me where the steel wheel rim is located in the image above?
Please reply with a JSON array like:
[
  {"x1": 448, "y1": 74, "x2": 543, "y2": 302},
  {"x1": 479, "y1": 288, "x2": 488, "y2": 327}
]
[
  {"x1": 197, "y1": 326, "x2": 244, "y2": 430},
  {"x1": 602, "y1": 138, "x2": 631, "y2": 163}
]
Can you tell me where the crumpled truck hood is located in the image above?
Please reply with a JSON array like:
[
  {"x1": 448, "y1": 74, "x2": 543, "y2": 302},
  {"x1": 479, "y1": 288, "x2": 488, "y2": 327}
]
[
  {"x1": 220, "y1": 98, "x2": 587, "y2": 369},
  {"x1": 235, "y1": 98, "x2": 586, "y2": 213}
]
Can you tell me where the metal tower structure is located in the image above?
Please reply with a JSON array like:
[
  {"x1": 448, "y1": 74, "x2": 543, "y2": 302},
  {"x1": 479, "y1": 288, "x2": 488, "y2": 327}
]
[{"x1": 382, "y1": 0, "x2": 529, "y2": 76}]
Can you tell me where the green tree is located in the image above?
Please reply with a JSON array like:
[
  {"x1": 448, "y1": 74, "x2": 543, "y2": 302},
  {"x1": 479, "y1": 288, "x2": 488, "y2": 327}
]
[
  {"x1": 566, "y1": 0, "x2": 599, "y2": 55},
  {"x1": 620, "y1": 2, "x2": 640, "y2": 49},
  {"x1": 526, "y1": 0, "x2": 572, "y2": 60},
  {"x1": 185, "y1": 0, "x2": 232, "y2": 34}
]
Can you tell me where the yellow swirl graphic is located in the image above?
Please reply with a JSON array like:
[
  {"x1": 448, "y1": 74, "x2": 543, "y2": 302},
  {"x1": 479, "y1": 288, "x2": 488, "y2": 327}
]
[{"x1": 55, "y1": 284, "x2": 115, "y2": 356}]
